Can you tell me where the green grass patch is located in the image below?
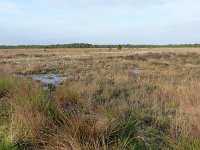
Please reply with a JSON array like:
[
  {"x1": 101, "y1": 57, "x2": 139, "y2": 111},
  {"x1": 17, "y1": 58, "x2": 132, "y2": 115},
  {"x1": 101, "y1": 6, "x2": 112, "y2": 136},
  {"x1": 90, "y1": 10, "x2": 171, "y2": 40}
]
[
  {"x1": 0, "y1": 78, "x2": 12, "y2": 98},
  {"x1": 0, "y1": 141, "x2": 18, "y2": 150}
]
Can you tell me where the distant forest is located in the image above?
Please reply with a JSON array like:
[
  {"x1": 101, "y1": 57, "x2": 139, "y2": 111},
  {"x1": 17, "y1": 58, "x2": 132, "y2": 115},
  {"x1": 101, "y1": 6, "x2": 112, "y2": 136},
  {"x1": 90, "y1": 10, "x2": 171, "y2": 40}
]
[{"x1": 1, "y1": 43, "x2": 200, "y2": 49}]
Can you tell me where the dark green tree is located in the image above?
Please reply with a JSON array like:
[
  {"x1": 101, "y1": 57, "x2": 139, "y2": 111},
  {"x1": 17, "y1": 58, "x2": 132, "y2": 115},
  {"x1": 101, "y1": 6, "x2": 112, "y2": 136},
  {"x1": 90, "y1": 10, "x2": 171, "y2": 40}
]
[{"x1": 117, "y1": 45, "x2": 122, "y2": 50}]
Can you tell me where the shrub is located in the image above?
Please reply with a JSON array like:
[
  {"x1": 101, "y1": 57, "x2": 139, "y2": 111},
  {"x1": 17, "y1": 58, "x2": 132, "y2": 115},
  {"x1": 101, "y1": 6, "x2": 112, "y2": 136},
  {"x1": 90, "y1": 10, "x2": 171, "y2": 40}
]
[{"x1": 117, "y1": 45, "x2": 122, "y2": 50}]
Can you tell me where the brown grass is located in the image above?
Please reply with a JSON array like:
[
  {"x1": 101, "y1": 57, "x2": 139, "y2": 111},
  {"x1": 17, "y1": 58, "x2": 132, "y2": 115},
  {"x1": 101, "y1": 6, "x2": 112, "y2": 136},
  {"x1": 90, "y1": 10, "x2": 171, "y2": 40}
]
[{"x1": 1, "y1": 48, "x2": 200, "y2": 149}]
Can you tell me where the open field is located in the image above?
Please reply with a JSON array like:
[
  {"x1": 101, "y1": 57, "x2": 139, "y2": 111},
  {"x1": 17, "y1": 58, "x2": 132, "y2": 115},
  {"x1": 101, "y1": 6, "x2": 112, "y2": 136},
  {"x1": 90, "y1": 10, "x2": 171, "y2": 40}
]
[
  {"x1": 1, "y1": 47, "x2": 200, "y2": 58},
  {"x1": 1, "y1": 48, "x2": 200, "y2": 149}
]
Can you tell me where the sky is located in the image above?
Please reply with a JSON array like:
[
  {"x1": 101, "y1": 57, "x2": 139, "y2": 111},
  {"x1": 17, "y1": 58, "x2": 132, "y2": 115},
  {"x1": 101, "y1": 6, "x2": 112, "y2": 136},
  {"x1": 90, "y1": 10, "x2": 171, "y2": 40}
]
[{"x1": 0, "y1": 0, "x2": 200, "y2": 45}]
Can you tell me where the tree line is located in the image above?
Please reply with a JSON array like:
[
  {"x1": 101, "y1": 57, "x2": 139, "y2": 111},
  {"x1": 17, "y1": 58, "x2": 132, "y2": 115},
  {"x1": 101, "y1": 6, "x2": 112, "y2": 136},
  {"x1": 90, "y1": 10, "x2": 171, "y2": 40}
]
[{"x1": 1, "y1": 43, "x2": 200, "y2": 49}]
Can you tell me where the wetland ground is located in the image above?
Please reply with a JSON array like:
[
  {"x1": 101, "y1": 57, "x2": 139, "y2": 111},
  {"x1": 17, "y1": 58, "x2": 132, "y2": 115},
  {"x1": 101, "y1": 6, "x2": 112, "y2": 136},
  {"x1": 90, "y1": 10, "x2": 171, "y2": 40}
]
[{"x1": 1, "y1": 48, "x2": 200, "y2": 149}]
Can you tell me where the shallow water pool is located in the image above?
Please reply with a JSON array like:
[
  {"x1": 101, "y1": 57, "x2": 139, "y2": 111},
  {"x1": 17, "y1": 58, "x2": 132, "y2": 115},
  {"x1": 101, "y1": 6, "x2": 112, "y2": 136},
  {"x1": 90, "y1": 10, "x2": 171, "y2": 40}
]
[{"x1": 30, "y1": 73, "x2": 63, "y2": 85}]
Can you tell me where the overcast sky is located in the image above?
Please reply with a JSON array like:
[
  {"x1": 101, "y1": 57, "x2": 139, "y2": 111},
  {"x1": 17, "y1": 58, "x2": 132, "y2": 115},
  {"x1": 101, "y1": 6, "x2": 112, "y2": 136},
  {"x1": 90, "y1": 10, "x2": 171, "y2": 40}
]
[{"x1": 0, "y1": 0, "x2": 200, "y2": 45}]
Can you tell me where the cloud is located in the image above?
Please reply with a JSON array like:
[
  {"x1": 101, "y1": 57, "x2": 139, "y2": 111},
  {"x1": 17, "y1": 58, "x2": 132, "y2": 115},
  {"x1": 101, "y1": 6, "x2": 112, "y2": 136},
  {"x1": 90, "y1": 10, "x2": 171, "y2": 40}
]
[
  {"x1": 40, "y1": 0, "x2": 166, "y2": 14},
  {"x1": 1, "y1": 0, "x2": 200, "y2": 45},
  {"x1": 0, "y1": 1, "x2": 20, "y2": 14}
]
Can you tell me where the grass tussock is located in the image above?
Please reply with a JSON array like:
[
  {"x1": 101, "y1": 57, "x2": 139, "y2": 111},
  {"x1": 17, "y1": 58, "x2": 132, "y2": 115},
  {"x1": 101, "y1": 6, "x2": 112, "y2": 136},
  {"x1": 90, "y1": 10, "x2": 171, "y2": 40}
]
[{"x1": 0, "y1": 75, "x2": 200, "y2": 150}]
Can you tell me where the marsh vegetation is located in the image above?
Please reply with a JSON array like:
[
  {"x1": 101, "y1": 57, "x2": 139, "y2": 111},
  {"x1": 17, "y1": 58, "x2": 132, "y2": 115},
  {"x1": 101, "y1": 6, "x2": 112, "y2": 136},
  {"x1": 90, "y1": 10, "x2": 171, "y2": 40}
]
[{"x1": 1, "y1": 48, "x2": 200, "y2": 149}]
